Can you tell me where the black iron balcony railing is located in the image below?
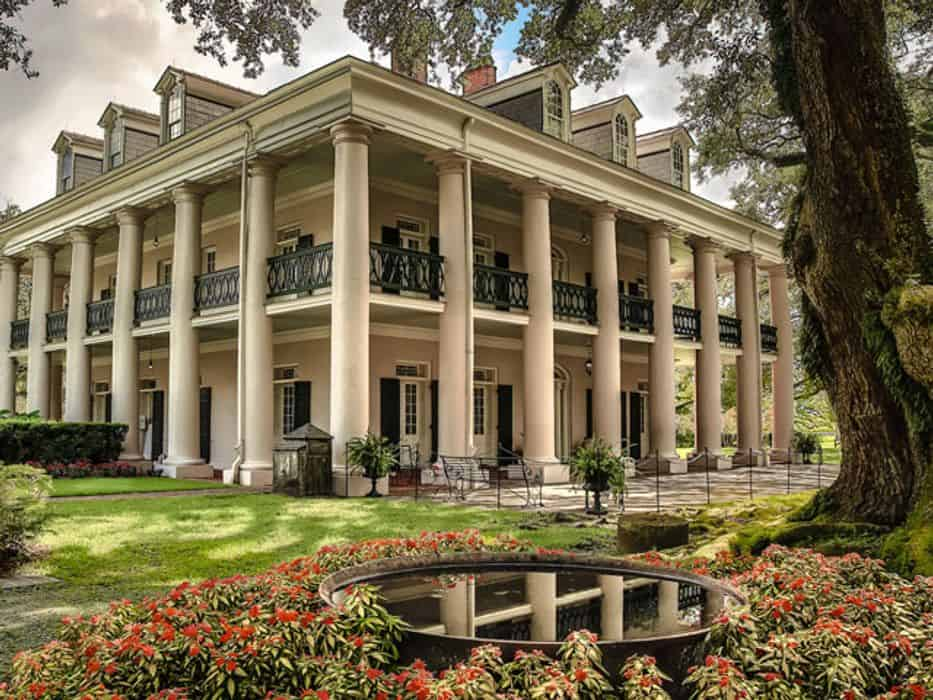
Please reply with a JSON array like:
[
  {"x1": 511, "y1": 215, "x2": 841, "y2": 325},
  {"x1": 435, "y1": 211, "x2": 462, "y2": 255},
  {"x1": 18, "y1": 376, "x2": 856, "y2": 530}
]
[
  {"x1": 135, "y1": 284, "x2": 171, "y2": 324},
  {"x1": 718, "y1": 314, "x2": 742, "y2": 347},
  {"x1": 672, "y1": 305, "x2": 701, "y2": 341},
  {"x1": 195, "y1": 266, "x2": 240, "y2": 310},
  {"x1": 267, "y1": 243, "x2": 333, "y2": 297},
  {"x1": 553, "y1": 280, "x2": 597, "y2": 324},
  {"x1": 10, "y1": 319, "x2": 28, "y2": 349},
  {"x1": 86, "y1": 299, "x2": 114, "y2": 334},
  {"x1": 473, "y1": 265, "x2": 529, "y2": 310},
  {"x1": 761, "y1": 323, "x2": 778, "y2": 353},
  {"x1": 370, "y1": 243, "x2": 445, "y2": 297},
  {"x1": 619, "y1": 293, "x2": 654, "y2": 332},
  {"x1": 46, "y1": 309, "x2": 67, "y2": 342}
]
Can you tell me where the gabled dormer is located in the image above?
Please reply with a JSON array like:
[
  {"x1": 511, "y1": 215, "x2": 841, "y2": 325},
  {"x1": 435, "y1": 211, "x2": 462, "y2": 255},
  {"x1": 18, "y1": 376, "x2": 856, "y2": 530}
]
[
  {"x1": 571, "y1": 95, "x2": 643, "y2": 168},
  {"x1": 153, "y1": 66, "x2": 259, "y2": 145},
  {"x1": 97, "y1": 103, "x2": 160, "y2": 172},
  {"x1": 51, "y1": 131, "x2": 103, "y2": 195},
  {"x1": 636, "y1": 126, "x2": 696, "y2": 192},
  {"x1": 464, "y1": 63, "x2": 576, "y2": 142}
]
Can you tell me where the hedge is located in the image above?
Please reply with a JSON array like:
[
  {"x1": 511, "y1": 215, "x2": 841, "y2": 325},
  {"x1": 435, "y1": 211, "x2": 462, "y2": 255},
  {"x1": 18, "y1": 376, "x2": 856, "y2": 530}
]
[
  {"x1": 0, "y1": 464, "x2": 50, "y2": 575},
  {"x1": 0, "y1": 420, "x2": 128, "y2": 465}
]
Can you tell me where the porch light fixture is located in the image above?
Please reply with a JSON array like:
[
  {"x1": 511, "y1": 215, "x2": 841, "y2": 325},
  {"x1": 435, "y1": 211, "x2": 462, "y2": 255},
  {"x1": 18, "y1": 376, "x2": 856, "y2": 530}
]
[{"x1": 584, "y1": 357, "x2": 593, "y2": 376}]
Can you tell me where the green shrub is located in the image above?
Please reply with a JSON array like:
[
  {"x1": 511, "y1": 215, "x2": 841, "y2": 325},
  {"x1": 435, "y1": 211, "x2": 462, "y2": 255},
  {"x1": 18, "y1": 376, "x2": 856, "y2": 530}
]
[
  {"x1": 0, "y1": 464, "x2": 51, "y2": 574},
  {"x1": 0, "y1": 420, "x2": 128, "y2": 465},
  {"x1": 792, "y1": 431, "x2": 819, "y2": 463}
]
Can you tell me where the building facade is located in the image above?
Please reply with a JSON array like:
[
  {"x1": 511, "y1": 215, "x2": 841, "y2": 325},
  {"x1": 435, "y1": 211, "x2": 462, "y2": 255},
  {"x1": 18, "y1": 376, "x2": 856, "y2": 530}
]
[{"x1": 0, "y1": 57, "x2": 794, "y2": 491}]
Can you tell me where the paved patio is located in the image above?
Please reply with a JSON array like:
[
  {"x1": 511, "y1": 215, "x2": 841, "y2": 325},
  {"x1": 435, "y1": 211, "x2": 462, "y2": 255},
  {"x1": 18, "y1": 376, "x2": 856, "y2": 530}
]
[{"x1": 387, "y1": 461, "x2": 840, "y2": 512}]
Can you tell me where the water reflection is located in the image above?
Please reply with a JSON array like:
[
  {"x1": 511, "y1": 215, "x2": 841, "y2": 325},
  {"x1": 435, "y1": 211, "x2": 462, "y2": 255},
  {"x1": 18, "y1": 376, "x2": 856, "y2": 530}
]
[{"x1": 350, "y1": 569, "x2": 724, "y2": 642}]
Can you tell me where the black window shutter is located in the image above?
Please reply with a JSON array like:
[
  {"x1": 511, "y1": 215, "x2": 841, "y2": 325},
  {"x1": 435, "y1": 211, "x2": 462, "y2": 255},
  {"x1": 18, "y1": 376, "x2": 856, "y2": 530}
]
[
  {"x1": 429, "y1": 236, "x2": 439, "y2": 254},
  {"x1": 628, "y1": 281, "x2": 640, "y2": 297},
  {"x1": 629, "y1": 393, "x2": 641, "y2": 460},
  {"x1": 297, "y1": 234, "x2": 314, "y2": 249},
  {"x1": 199, "y1": 387, "x2": 212, "y2": 462},
  {"x1": 151, "y1": 390, "x2": 165, "y2": 461},
  {"x1": 494, "y1": 251, "x2": 509, "y2": 268},
  {"x1": 496, "y1": 384, "x2": 513, "y2": 458},
  {"x1": 620, "y1": 391, "x2": 627, "y2": 450},
  {"x1": 380, "y1": 378, "x2": 401, "y2": 446},
  {"x1": 430, "y1": 379, "x2": 439, "y2": 460},
  {"x1": 105, "y1": 393, "x2": 112, "y2": 423},
  {"x1": 381, "y1": 226, "x2": 400, "y2": 246},
  {"x1": 380, "y1": 226, "x2": 401, "y2": 295},
  {"x1": 618, "y1": 280, "x2": 626, "y2": 295},
  {"x1": 429, "y1": 236, "x2": 440, "y2": 300},
  {"x1": 294, "y1": 381, "x2": 311, "y2": 428},
  {"x1": 493, "y1": 251, "x2": 510, "y2": 311},
  {"x1": 585, "y1": 272, "x2": 593, "y2": 288},
  {"x1": 585, "y1": 388, "x2": 593, "y2": 439}
]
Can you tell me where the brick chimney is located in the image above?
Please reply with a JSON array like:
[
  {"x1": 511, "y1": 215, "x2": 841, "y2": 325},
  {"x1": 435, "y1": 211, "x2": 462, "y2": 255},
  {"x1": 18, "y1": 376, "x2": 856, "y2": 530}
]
[
  {"x1": 463, "y1": 62, "x2": 497, "y2": 95},
  {"x1": 391, "y1": 52, "x2": 428, "y2": 83}
]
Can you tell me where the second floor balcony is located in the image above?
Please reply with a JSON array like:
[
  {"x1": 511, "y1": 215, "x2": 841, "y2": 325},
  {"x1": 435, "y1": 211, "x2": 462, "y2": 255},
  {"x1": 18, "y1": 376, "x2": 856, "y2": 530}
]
[
  {"x1": 473, "y1": 265, "x2": 529, "y2": 310},
  {"x1": 87, "y1": 299, "x2": 114, "y2": 334},
  {"x1": 135, "y1": 284, "x2": 171, "y2": 324},
  {"x1": 761, "y1": 323, "x2": 778, "y2": 353},
  {"x1": 553, "y1": 280, "x2": 597, "y2": 324},
  {"x1": 673, "y1": 305, "x2": 701, "y2": 341},
  {"x1": 10, "y1": 319, "x2": 29, "y2": 350},
  {"x1": 46, "y1": 310, "x2": 68, "y2": 342},
  {"x1": 718, "y1": 315, "x2": 741, "y2": 347},
  {"x1": 195, "y1": 266, "x2": 240, "y2": 311},
  {"x1": 619, "y1": 293, "x2": 654, "y2": 333}
]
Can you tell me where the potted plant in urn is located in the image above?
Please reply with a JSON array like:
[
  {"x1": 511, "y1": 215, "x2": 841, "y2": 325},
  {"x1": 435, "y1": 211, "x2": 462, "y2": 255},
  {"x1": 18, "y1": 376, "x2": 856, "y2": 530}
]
[
  {"x1": 347, "y1": 432, "x2": 396, "y2": 497},
  {"x1": 569, "y1": 438, "x2": 625, "y2": 515}
]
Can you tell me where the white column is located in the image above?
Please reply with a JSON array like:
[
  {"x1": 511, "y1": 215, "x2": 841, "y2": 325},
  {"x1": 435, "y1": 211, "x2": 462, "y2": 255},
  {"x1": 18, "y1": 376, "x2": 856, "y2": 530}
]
[
  {"x1": 599, "y1": 574, "x2": 625, "y2": 641},
  {"x1": 239, "y1": 158, "x2": 280, "y2": 486},
  {"x1": 439, "y1": 578, "x2": 475, "y2": 636},
  {"x1": 330, "y1": 122, "x2": 372, "y2": 472},
  {"x1": 0, "y1": 256, "x2": 22, "y2": 412},
  {"x1": 691, "y1": 238, "x2": 726, "y2": 464},
  {"x1": 526, "y1": 572, "x2": 557, "y2": 641},
  {"x1": 591, "y1": 205, "x2": 621, "y2": 447},
  {"x1": 768, "y1": 264, "x2": 794, "y2": 454},
  {"x1": 436, "y1": 156, "x2": 471, "y2": 455},
  {"x1": 732, "y1": 252, "x2": 763, "y2": 460},
  {"x1": 520, "y1": 183, "x2": 556, "y2": 463},
  {"x1": 26, "y1": 243, "x2": 54, "y2": 417},
  {"x1": 113, "y1": 209, "x2": 146, "y2": 458},
  {"x1": 162, "y1": 184, "x2": 209, "y2": 476},
  {"x1": 646, "y1": 223, "x2": 684, "y2": 471},
  {"x1": 64, "y1": 228, "x2": 96, "y2": 422},
  {"x1": 657, "y1": 581, "x2": 680, "y2": 634}
]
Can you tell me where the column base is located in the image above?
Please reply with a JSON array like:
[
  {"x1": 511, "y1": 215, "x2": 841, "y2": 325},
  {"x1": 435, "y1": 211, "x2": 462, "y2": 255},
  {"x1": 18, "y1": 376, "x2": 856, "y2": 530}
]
[
  {"x1": 332, "y1": 466, "x2": 390, "y2": 498},
  {"x1": 239, "y1": 467, "x2": 273, "y2": 488},
  {"x1": 158, "y1": 458, "x2": 213, "y2": 480},
  {"x1": 119, "y1": 451, "x2": 144, "y2": 462},
  {"x1": 731, "y1": 450, "x2": 770, "y2": 468},
  {"x1": 635, "y1": 455, "x2": 687, "y2": 475},
  {"x1": 687, "y1": 452, "x2": 733, "y2": 472}
]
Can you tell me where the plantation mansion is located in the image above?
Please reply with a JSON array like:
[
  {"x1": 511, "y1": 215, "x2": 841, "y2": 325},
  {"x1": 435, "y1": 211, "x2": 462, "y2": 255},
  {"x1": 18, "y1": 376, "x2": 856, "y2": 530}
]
[{"x1": 0, "y1": 57, "x2": 794, "y2": 489}]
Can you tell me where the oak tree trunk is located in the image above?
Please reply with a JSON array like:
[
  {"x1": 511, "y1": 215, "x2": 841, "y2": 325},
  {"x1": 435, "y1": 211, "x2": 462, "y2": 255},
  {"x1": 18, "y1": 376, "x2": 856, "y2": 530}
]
[{"x1": 782, "y1": 0, "x2": 932, "y2": 524}]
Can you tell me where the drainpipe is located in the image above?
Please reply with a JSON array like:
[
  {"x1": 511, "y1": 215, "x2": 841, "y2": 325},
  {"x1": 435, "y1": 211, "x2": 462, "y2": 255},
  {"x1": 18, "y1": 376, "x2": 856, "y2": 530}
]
[
  {"x1": 462, "y1": 117, "x2": 475, "y2": 454},
  {"x1": 231, "y1": 121, "x2": 254, "y2": 484}
]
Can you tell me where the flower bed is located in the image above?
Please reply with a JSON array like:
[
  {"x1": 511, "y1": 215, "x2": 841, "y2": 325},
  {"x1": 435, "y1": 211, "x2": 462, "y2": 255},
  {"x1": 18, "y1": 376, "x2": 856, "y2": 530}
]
[
  {"x1": 1, "y1": 532, "x2": 931, "y2": 699},
  {"x1": 28, "y1": 460, "x2": 144, "y2": 479}
]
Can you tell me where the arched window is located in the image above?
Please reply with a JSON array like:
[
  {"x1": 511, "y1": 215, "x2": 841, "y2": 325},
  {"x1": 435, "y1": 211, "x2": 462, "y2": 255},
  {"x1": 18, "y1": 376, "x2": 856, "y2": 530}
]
[
  {"x1": 544, "y1": 80, "x2": 564, "y2": 139},
  {"x1": 671, "y1": 142, "x2": 685, "y2": 189},
  {"x1": 613, "y1": 114, "x2": 629, "y2": 165},
  {"x1": 551, "y1": 244, "x2": 568, "y2": 281}
]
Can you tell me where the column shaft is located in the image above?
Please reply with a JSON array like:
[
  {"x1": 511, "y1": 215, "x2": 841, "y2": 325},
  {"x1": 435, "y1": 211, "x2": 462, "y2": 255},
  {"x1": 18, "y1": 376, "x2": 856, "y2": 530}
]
[
  {"x1": 646, "y1": 224, "x2": 682, "y2": 469},
  {"x1": 599, "y1": 574, "x2": 625, "y2": 641},
  {"x1": 591, "y1": 207, "x2": 621, "y2": 446},
  {"x1": 113, "y1": 209, "x2": 145, "y2": 458},
  {"x1": 526, "y1": 572, "x2": 557, "y2": 641},
  {"x1": 437, "y1": 159, "x2": 470, "y2": 455},
  {"x1": 0, "y1": 257, "x2": 21, "y2": 412},
  {"x1": 26, "y1": 244, "x2": 54, "y2": 417},
  {"x1": 64, "y1": 229, "x2": 95, "y2": 421},
  {"x1": 330, "y1": 123, "x2": 372, "y2": 470},
  {"x1": 692, "y1": 240, "x2": 723, "y2": 454},
  {"x1": 521, "y1": 185, "x2": 556, "y2": 462},
  {"x1": 769, "y1": 265, "x2": 794, "y2": 452},
  {"x1": 733, "y1": 253, "x2": 762, "y2": 453},
  {"x1": 163, "y1": 185, "x2": 206, "y2": 472},
  {"x1": 240, "y1": 160, "x2": 279, "y2": 486}
]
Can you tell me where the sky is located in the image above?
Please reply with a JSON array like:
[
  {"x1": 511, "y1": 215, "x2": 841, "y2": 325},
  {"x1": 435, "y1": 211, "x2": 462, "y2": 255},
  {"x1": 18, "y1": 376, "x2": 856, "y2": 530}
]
[{"x1": 0, "y1": 0, "x2": 736, "y2": 214}]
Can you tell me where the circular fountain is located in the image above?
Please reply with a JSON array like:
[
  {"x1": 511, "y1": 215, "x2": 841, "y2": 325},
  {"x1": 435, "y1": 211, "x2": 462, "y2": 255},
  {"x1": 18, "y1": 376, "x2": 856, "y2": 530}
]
[{"x1": 320, "y1": 551, "x2": 744, "y2": 687}]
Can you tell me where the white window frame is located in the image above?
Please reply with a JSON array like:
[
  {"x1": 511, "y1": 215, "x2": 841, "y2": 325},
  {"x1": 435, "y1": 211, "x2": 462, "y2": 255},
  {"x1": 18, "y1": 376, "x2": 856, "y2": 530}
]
[
  {"x1": 202, "y1": 245, "x2": 217, "y2": 274},
  {"x1": 544, "y1": 80, "x2": 565, "y2": 139},
  {"x1": 404, "y1": 383, "x2": 419, "y2": 436},
  {"x1": 167, "y1": 85, "x2": 184, "y2": 141},
  {"x1": 613, "y1": 113, "x2": 630, "y2": 166},
  {"x1": 60, "y1": 148, "x2": 74, "y2": 192},
  {"x1": 671, "y1": 142, "x2": 686, "y2": 189},
  {"x1": 473, "y1": 233, "x2": 494, "y2": 266},
  {"x1": 396, "y1": 215, "x2": 429, "y2": 251},
  {"x1": 276, "y1": 224, "x2": 302, "y2": 255},
  {"x1": 157, "y1": 258, "x2": 173, "y2": 286},
  {"x1": 109, "y1": 123, "x2": 123, "y2": 169}
]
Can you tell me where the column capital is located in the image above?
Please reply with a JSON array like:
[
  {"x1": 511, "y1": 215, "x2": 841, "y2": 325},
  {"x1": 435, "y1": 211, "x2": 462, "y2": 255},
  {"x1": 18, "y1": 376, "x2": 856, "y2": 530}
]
[
  {"x1": 0, "y1": 255, "x2": 24, "y2": 270},
  {"x1": 511, "y1": 178, "x2": 552, "y2": 199},
  {"x1": 764, "y1": 262, "x2": 789, "y2": 278},
  {"x1": 65, "y1": 226, "x2": 98, "y2": 246},
  {"x1": 645, "y1": 220, "x2": 678, "y2": 240},
  {"x1": 247, "y1": 154, "x2": 287, "y2": 178},
  {"x1": 688, "y1": 236, "x2": 721, "y2": 255},
  {"x1": 330, "y1": 121, "x2": 373, "y2": 146},
  {"x1": 587, "y1": 202, "x2": 618, "y2": 221},
  {"x1": 115, "y1": 207, "x2": 149, "y2": 227},
  {"x1": 171, "y1": 182, "x2": 210, "y2": 204},
  {"x1": 30, "y1": 242, "x2": 56, "y2": 260},
  {"x1": 727, "y1": 249, "x2": 759, "y2": 266},
  {"x1": 427, "y1": 151, "x2": 468, "y2": 176}
]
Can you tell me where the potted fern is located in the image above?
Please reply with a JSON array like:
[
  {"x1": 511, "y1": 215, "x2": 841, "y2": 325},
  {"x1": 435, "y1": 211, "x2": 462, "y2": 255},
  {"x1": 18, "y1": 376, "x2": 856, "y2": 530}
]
[
  {"x1": 347, "y1": 432, "x2": 396, "y2": 498},
  {"x1": 569, "y1": 438, "x2": 625, "y2": 515}
]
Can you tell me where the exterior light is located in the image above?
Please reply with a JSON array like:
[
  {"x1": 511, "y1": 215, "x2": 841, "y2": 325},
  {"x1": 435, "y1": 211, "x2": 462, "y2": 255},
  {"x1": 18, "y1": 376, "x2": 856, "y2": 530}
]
[{"x1": 585, "y1": 358, "x2": 593, "y2": 375}]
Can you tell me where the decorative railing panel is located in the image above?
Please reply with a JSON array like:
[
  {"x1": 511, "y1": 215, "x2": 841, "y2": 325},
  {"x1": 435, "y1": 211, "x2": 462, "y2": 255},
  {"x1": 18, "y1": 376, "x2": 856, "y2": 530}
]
[
  {"x1": 761, "y1": 323, "x2": 778, "y2": 353},
  {"x1": 195, "y1": 266, "x2": 240, "y2": 310},
  {"x1": 678, "y1": 583, "x2": 704, "y2": 611},
  {"x1": 475, "y1": 617, "x2": 532, "y2": 642},
  {"x1": 718, "y1": 315, "x2": 742, "y2": 347},
  {"x1": 370, "y1": 243, "x2": 445, "y2": 297},
  {"x1": 86, "y1": 299, "x2": 114, "y2": 334},
  {"x1": 135, "y1": 284, "x2": 171, "y2": 324},
  {"x1": 267, "y1": 243, "x2": 333, "y2": 297},
  {"x1": 473, "y1": 265, "x2": 529, "y2": 310},
  {"x1": 672, "y1": 305, "x2": 701, "y2": 341},
  {"x1": 556, "y1": 598, "x2": 602, "y2": 640},
  {"x1": 619, "y1": 294, "x2": 654, "y2": 332},
  {"x1": 553, "y1": 280, "x2": 597, "y2": 324},
  {"x1": 46, "y1": 309, "x2": 67, "y2": 341},
  {"x1": 10, "y1": 319, "x2": 28, "y2": 349}
]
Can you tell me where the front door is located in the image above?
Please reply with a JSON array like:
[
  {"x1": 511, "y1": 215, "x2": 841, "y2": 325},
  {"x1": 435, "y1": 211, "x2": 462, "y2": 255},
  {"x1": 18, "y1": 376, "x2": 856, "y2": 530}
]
[
  {"x1": 472, "y1": 384, "x2": 495, "y2": 457},
  {"x1": 151, "y1": 390, "x2": 165, "y2": 462},
  {"x1": 554, "y1": 371, "x2": 569, "y2": 460},
  {"x1": 399, "y1": 380, "x2": 423, "y2": 466}
]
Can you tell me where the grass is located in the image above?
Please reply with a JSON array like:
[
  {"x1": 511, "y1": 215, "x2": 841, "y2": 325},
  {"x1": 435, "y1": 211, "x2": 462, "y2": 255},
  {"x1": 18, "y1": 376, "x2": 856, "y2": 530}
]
[
  {"x1": 49, "y1": 477, "x2": 230, "y2": 497},
  {"x1": 0, "y1": 493, "x2": 608, "y2": 673},
  {"x1": 675, "y1": 437, "x2": 842, "y2": 464}
]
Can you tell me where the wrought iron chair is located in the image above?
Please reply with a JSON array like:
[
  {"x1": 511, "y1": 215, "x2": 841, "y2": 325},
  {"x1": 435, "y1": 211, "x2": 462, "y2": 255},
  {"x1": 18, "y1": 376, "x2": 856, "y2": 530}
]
[
  {"x1": 494, "y1": 445, "x2": 544, "y2": 508},
  {"x1": 439, "y1": 455, "x2": 488, "y2": 500}
]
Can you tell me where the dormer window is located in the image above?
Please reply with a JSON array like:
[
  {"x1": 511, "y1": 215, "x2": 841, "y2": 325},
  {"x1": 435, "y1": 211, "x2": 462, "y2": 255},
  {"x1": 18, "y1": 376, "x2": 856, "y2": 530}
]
[
  {"x1": 613, "y1": 114, "x2": 630, "y2": 165},
  {"x1": 544, "y1": 80, "x2": 565, "y2": 139},
  {"x1": 108, "y1": 125, "x2": 123, "y2": 169},
  {"x1": 60, "y1": 148, "x2": 73, "y2": 192},
  {"x1": 671, "y1": 142, "x2": 685, "y2": 188},
  {"x1": 168, "y1": 86, "x2": 184, "y2": 140}
]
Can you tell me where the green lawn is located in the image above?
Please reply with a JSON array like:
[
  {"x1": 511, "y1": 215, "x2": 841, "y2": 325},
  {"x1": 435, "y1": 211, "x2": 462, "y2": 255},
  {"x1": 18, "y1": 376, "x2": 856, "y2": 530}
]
[
  {"x1": 0, "y1": 494, "x2": 608, "y2": 673},
  {"x1": 50, "y1": 476, "x2": 230, "y2": 497}
]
